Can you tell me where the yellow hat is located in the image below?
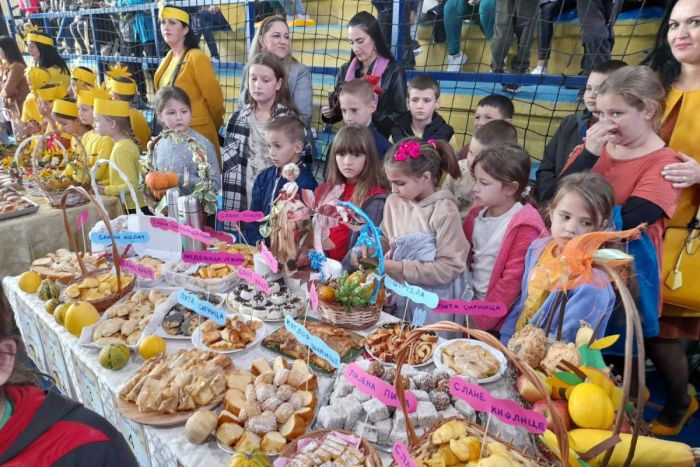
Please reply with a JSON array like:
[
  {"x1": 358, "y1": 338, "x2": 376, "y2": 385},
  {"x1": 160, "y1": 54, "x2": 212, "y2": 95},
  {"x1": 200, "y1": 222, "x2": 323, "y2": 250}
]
[
  {"x1": 26, "y1": 32, "x2": 54, "y2": 47},
  {"x1": 52, "y1": 99, "x2": 79, "y2": 118},
  {"x1": 26, "y1": 66, "x2": 51, "y2": 91},
  {"x1": 159, "y1": 6, "x2": 190, "y2": 25},
  {"x1": 35, "y1": 83, "x2": 68, "y2": 102},
  {"x1": 94, "y1": 98, "x2": 130, "y2": 118},
  {"x1": 106, "y1": 63, "x2": 132, "y2": 80},
  {"x1": 77, "y1": 84, "x2": 110, "y2": 106},
  {"x1": 71, "y1": 67, "x2": 96, "y2": 87},
  {"x1": 109, "y1": 78, "x2": 137, "y2": 96}
]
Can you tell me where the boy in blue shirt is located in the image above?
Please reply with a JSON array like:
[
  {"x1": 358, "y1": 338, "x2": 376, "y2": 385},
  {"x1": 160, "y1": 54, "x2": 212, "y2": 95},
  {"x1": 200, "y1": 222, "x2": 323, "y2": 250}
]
[{"x1": 338, "y1": 79, "x2": 392, "y2": 158}]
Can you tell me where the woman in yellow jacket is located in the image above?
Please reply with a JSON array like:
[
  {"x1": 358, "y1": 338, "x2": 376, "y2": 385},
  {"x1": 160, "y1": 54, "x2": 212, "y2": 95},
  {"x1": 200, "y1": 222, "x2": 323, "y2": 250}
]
[
  {"x1": 153, "y1": 6, "x2": 224, "y2": 164},
  {"x1": 24, "y1": 28, "x2": 70, "y2": 90}
]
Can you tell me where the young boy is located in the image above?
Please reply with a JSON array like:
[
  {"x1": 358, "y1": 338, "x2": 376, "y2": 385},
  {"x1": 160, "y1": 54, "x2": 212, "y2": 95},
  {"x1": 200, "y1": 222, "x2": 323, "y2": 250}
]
[
  {"x1": 535, "y1": 59, "x2": 627, "y2": 203},
  {"x1": 391, "y1": 75, "x2": 454, "y2": 143},
  {"x1": 443, "y1": 120, "x2": 518, "y2": 219},
  {"x1": 473, "y1": 94, "x2": 514, "y2": 130},
  {"x1": 247, "y1": 116, "x2": 318, "y2": 244},
  {"x1": 338, "y1": 79, "x2": 391, "y2": 158},
  {"x1": 109, "y1": 76, "x2": 151, "y2": 151}
]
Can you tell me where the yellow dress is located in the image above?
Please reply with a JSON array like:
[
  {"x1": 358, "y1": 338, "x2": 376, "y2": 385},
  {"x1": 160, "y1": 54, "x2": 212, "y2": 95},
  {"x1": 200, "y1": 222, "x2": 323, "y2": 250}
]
[
  {"x1": 104, "y1": 138, "x2": 145, "y2": 209},
  {"x1": 20, "y1": 94, "x2": 42, "y2": 124},
  {"x1": 129, "y1": 107, "x2": 151, "y2": 152},
  {"x1": 80, "y1": 130, "x2": 114, "y2": 182}
]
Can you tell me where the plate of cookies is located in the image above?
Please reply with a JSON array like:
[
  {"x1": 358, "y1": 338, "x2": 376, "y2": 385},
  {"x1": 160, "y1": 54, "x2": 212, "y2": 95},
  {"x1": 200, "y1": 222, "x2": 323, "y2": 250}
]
[
  {"x1": 365, "y1": 322, "x2": 437, "y2": 368},
  {"x1": 191, "y1": 314, "x2": 265, "y2": 353},
  {"x1": 162, "y1": 261, "x2": 237, "y2": 293},
  {"x1": 155, "y1": 292, "x2": 225, "y2": 340}
]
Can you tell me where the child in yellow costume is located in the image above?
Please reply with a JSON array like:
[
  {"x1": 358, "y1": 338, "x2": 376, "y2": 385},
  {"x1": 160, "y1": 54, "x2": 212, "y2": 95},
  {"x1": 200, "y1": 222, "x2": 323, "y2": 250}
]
[
  {"x1": 70, "y1": 66, "x2": 96, "y2": 97},
  {"x1": 20, "y1": 67, "x2": 51, "y2": 138},
  {"x1": 76, "y1": 88, "x2": 114, "y2": 182},
  {"x1": 106, "y1": 65, "x2": 150, "y2": 151}
]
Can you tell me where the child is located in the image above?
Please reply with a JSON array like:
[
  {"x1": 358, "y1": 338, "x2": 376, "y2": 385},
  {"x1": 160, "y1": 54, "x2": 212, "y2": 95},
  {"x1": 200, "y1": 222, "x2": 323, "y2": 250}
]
[
  {"x1": 221, "y1": 52, "x2": 314, "y2": 214},
  {"x1": 444, "y1": 120, "x2": 518, "y2": 219},
  {"x1": 51, "y1": 98, "x2": 89, "y2": 143},
  {"x1": 70, "y1": 65, "x2": 96, "y2": 97},
  {"x1": 391, "y1": 75, "x2": 454, "y2": 143},
  {"x1": 20, "y1": 66, "x2": 51, "y2": 137},
  {"x1": 109, "y1": 76, "x2": 151, "y2": 151},
  {"x1": 34, "y1": 82, "x2": 67, "y2": 134},
  {"x1": 463, "y1": 143, "x2": 546, "y2": 331},
  {"x1": 151, "y1": 86, "x2": 221, "y2": 195},
  {"x1": 473, "y1": 93, "x2": 514, "y2": 130},
  {"x1": 500, "y1": 172, "x2": 617, "y2": 344},
  {"x1": 247, "y1": 115, "x2": 317, "y2": 245},
  {"x1": 77, "y1": 88, "x2": 114, "y2": 182},
  {"x1": 338, "y1": 79, "x2": 391, "y2": 158},
  {"x1": 321, "y1": 124, "x2": 388, "y2": 270},
  {"x1": 535, "y1": 60, "x2": 627, "y2": 203},
  {"x1": 92, "y1": 98, "x2": 146, "y2": 213},
  {"x1": 381, "y1": 137, "x2": 468, "y2": 326}
]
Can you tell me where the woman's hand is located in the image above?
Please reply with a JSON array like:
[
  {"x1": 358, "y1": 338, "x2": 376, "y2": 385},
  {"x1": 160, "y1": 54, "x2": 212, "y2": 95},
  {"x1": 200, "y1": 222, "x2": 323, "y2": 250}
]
[
  {"x1": 321, "y1": 105, "x2": 335, "y2": 119},
  {"x1": 584, "y1": 121, "x2": 617, "y2": 156},
  {"x1": 662, "y1": 152, "x2": 700, "y2": 189}
]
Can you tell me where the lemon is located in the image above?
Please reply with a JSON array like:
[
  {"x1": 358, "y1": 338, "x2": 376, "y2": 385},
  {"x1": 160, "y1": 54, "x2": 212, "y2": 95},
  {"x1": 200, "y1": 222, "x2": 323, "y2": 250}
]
[
  {"x1": 139, "y1": 335, "x2": 166, "y2": 360},
  {"x1": 18, "y1": 271, "x2": 42, "y2": 293},
  {"x1": 64, "y1": 301, "x2": 100, "y2": 337}
]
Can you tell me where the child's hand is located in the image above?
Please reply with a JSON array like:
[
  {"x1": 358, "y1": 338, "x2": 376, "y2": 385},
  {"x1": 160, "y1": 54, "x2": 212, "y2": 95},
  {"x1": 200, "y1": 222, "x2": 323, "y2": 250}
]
[
  {"x1": 321, "y1": 106, "x2": 335, "y2": 119},
  {"x1": 584, "y1": 121, "x2": 617, "y2": 156},
  {"x1": 384, "y1": 259, "x2": 403, "y2": 275}
]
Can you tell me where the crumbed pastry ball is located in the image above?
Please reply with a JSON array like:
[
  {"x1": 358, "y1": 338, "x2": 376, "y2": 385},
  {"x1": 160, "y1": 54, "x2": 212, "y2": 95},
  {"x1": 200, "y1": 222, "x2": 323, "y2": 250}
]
[
  {"x1": 368, "y1": 360, "x2": 385, "y2": 378},
  {"x1": 430, "y1": 390, "x2": 451, "y2": 411},
  {"x1": 416, "y1": 373, "x2": 436, "y2": 391}
]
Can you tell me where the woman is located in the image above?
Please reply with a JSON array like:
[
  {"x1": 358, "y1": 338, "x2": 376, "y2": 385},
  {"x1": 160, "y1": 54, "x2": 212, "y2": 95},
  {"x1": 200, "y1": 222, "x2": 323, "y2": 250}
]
[
  {"x1": 645, "y1": 0, "x2": 700, "y2": 436},
  {"x1": 239, "y1": 15, "x2": 312, "y2": 125},
  {"x1": 0, "y1": 36, "x2": 29, "y2": 136},
  {"x1": 321, "y1": 11, "x2": 406, "y2": 139},
  {"x1": 153, "y1": 5, "x2": 224, "y2": 161},
  {"x1": 24, "y1": 29, "x2": 70, "y2": 90},
  {"x1": 0, "y1": 308, "x2": 138, "y2": 465}
]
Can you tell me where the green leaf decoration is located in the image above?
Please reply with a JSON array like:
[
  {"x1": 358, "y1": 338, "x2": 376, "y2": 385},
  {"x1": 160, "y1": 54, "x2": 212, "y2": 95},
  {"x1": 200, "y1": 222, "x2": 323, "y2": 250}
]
[
  {"x1": 555, "y1": 371, "x2": 584, "y2": 385},
  {"x1": 578, "y1": 345, "x2": 607, "y2": 370},
  {"x1": 589, "y1": 334, "x2": 620, "y2": 350}
]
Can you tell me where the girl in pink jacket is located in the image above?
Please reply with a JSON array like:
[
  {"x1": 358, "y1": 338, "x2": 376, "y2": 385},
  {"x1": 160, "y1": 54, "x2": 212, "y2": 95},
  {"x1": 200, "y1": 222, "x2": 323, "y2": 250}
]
[{"x1": 463, "y1": 143, "x2": 546, "y2": 331}]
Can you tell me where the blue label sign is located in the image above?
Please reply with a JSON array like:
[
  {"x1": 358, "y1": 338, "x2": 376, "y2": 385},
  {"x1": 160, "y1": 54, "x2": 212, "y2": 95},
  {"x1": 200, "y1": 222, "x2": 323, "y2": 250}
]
[
  {"x1": 384, "y1": 275, "x2": 439, "y2": 308},
  {"x1": 177, "y1": 289, "x2": 226, "y2": 325},
  {"x1": 284, "y1": 315, "x2": 341, "y2": 368},
  {"x1": 90, "y1": 231, "x2": 150, "y2": 244}
]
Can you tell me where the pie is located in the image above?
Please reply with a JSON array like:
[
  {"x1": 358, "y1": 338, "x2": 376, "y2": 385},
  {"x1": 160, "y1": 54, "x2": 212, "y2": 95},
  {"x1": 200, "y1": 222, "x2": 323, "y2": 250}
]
[
  {"x1": 366, "y1": 322, "x2": 437, "y2": 365},
  {"x1": 91, "y1": 289, "x2": 169, "y2": 346},
  {"x1": 198, "y1": 315, "x2": 262, "y2": 351},
  {"x1": 440, "y1": 342, "x2": 501, "y2": 380}
]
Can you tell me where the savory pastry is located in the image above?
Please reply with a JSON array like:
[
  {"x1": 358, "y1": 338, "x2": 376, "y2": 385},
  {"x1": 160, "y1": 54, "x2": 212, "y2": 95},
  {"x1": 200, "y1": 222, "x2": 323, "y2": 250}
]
[
  {"x1": 365, "y1": 322, "x2": 437, "y2": 365},
  {"x1": 285, "y1": 431, "x2": 376, "y2": 467},
  {"x1": 92, "y1": 289, "x2": 169, "y2": 346},
  {"x1": 198, "y1": 315, "x2": 262, "y2": 351},
  {"x1": 31, "y1": 248, "x2": 107, "y2": 284},
  {"x1": 440, "y1": 341, "x2": 501, "y2": 380}
]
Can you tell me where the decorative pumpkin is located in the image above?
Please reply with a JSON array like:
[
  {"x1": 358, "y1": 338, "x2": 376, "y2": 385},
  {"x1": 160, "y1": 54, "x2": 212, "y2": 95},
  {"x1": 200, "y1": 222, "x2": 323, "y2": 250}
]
[
  {"x1": 37, "y1": 279, "x2": 61, "y2": 301},
  {"x1": 228, "y1": 448, "x2": 271, "y2": 467},
  {"x1": 185, "y1": 410, "x2": 217, "y2": 444},
  {"x1": 98, "y1": 343, "x2": 130, "y2": 371},
  {"x1": 317, "y1": 285, "x2": 337, "y2": 302},
  {"x1": 568, "y1": 382, "x2": 614, "y2": 429},
  {"x1": 145, "y1": 171, "x2": 179, "y2": 199}
]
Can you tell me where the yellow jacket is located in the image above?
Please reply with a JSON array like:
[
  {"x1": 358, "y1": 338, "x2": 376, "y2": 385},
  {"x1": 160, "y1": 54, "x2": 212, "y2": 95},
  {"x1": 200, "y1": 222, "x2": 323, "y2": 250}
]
[
  {"x1": 21, "y1": 94, "x2": 41, "y2": 123},
  {"x1": 80, "y1": 130, "x2": 114, "y2": 182},
  {"x1": 104, "y1": 138, "x2": 145, "y2": 209},
  {"x1": 154, "y1": 49, "x2": 224, "y2": 161},
  {"x1": 129, "y1": 107, "x2": 151, "y2": 151}
]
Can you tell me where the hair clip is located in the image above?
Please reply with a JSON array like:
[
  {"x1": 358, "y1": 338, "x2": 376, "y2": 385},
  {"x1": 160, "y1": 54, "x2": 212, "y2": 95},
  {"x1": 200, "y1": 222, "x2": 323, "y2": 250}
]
[
  {"x1": 427, "y1": 139, "x2": 436, "y2": 148},
  {"x1": 394, "y1": 141, "x2": 422, "y2": 161},
  {"x1": 521, "y1": 185, "x2": 532, "y2": 198}
]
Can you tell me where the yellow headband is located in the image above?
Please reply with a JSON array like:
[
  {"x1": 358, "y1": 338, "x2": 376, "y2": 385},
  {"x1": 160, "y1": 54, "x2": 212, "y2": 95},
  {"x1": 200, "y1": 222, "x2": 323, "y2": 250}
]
[
  {"x1": 35, "y1": 83, "x2": 67, "y2": 102},
  {"x1": 71, "y1": 67, "x2": 96, "y2": 87},
  {"x1": 94, "y1": 98, "x2": 130, "y2": 118},
  {"x1": 77, "y1": 85, "x2": 110, "y2": 106},
  {"x1": 52, "y1": 99, "x2": 78, "y2": 118},
  {"x1": 26, "y1": 67, "x2": 51, "y2": 91},
  {"x1": 109, "y1": 79, "x2": 137, "y2": 96},
  {"x1": 106, "y1": 64, "x2": 132, "y2": 80},
  {"x1": 26, "y1": 32, "x2": 54, "y2": 47},
  {"x1": 159, "y1": 6, "x2": 190, "y2": 25}
]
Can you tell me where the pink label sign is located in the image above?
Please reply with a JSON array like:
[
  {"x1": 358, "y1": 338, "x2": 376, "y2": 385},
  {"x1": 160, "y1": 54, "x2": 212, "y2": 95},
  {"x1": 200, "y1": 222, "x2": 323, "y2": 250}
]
[
  {"x1": 178, "y1": 224, "x2": 212, "y2": 244},
  {"x1": 450, "y1": 376, "x2": 547, "y2": 433},
  {"x1": 202, "y1": 226, "x2": 234, "y2": 243},
  {"x1": 76, "y1": 210, "x2": 89, "y2": 230},
  {"x1": 344, "y1": 363, "x2": 417, "y2": 413},
  {"x1": 182, "y1": 250, "x2": 245, "y2": 266},
  {"x1": 392, "y1": 442, "x2": 418, "y2": 467},
  {"x1": 119, "y1": 258, "x2": 155, "y2": 280},
  {"x1": 309, "y1": 282, "x2": 318, "y2": 312},
  {"x1": 149, "y1": 217, "x2": 179, "y2": 232},
  {"x1": 217, "y1": 209, "x2": 265, "y2": 223},
  {"x1": 435, "y1": 299, "x2": 507, "y2": 317},
  {"x1": 259, "y1": 243, "x2": 278, "y2": 273},
  {"x1": 237, "y1": 267, "x2": 270, "y2": 294}
]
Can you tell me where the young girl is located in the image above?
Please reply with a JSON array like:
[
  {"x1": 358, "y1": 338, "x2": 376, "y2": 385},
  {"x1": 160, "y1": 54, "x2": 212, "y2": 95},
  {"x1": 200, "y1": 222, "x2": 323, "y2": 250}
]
[
  {"x1": 92, "y1": 98, "x2": 145, "y2": 213},
  {"x1": 320, "y1": 124, "x2": 388, "y2": 270},
  {"x1": 500, "y1": 172, "x2": 617, "y2": 344},
  {"x1": 463, "y1": 143, "x2": 546, "y2": 331},
  {"x1": 381, "y1": 137, "x2": 467, "y2": 325},
  {"x1": 76, "y1": 89, "x2": 114, "y2": 182},
  {"x1": 151, "y1": 86, "x2": 221, "y2": 194},
  {"x1": 52, "y1": 98, "x2": 89, "y2": 151},
  {"x1": 70, "y1": 65, "x2": 96, "y2": 97},
  {"x1": 109, "y1": 76, "x2": 151, "y2": 151},
  {"x1": 35, "y1": 82, "x2": 67, "y2": 135},
  {"x1": 221, "y1": 52, "x2": 314, "y2": 213},
  {"x1": 20, "y1": 67, "x2": 51, "y2": 138}
]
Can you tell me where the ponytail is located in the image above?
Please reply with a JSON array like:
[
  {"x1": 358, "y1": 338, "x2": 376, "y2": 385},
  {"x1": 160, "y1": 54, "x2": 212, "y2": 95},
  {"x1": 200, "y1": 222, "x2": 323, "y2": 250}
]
[{"x1": 385, "y1": 137, "x2": 460, "y2": 186}]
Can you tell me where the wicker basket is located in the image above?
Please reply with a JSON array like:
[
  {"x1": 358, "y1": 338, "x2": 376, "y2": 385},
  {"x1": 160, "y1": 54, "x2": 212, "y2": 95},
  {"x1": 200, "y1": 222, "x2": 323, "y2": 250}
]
[
  {"x1": 32, "y1": 134, "x2": 91, "y2": 208},
  {"x1": 61, "y1": 186, "x2": 135, "y2": 311},
  {"x1": 279, "y1": 429, "x2": 383, "y2": 466},
  {"x1": 13, "y1": 135, "x2": 44, "y2": 197},
  {"x1": 318, "y1": 298, "x2": 381, "y2": 330}
]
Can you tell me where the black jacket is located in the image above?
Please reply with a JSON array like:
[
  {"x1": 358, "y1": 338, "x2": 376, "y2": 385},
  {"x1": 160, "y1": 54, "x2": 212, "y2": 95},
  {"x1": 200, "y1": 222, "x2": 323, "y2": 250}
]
[
  {"x1": 390, "y1": 111, "x2": 455, "y2": 143},
  {"x1": 322, "y1": 59, "x2": 407, "y2": 139},
  {"x1": 535, "y1": 110, "x2": 594, "y2": 203}
]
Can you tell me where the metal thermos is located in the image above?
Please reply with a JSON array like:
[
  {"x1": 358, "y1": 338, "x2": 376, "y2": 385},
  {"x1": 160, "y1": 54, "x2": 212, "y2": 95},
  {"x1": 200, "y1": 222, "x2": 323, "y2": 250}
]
[
  {"x1": 165, "y1": 188, "x2": 180, "y2": 220},
  {"x1": 181, "y1": 195, "x2": 205, "y2": 251}
]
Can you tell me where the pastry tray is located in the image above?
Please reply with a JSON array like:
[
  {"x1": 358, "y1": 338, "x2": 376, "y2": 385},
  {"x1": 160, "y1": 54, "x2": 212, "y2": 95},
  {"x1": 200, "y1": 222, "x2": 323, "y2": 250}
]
[{"x1": 0, "y1": 189, "x2": 39, "y2": 221}]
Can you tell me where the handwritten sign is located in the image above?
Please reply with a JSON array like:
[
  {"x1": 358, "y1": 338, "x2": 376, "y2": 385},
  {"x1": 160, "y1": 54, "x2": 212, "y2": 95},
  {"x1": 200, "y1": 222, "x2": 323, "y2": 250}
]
[
  {"x1": 90, "y1": 231, "x2": 150, "y2": 244},
  {"x1": 178, "y1": 224, "x2": 212, "y2": 244},
  {"x1": 392, "y1": 441, "x2": 418, "y2": 467},
  {"x1": 384, "y1": 275, "x2": 439, "y2": 308},
  {"x1": 119, "y1": 259, "x2": 155, "y2": 280},
  {"x1": 344, "y1": 363, "x2": 417, "y2": 413},
  {"x1": 76, "y1": 210, "x2": 89, "y2": 229},
  {"x1": 177, "y1": 289, "x2": 226, "y2": 325},
  {"x1": 202, "y1": 226, "x2": 235, "y2": 243},
  {"x1": 411, "y1": 307, "x2": 427, "y2": 326},
  {"x1": 217, "y1": 209, "x2": 265, "y2": 223},
  {"x1": 115, "y1": 408, "x2": 152, "y2": 467},
  {"x1": 182, "y1": 250, "x2": 244, "y2": 266},
  {"x1": 285, "y1": 315, "x2": 340, "y2": 369},
  {"x1": 237, "y1": 267, "x2": 270, "y2": 294},
  {"x1": 309, "y1": 282, "x2": 318, "y2": 312},
  {"x1": 259, "y1": 242, "x2": 278, "y2": 273},
  {"x1": 435, "y1": 299, "x2": 507, "y2": 317},
  {"x1": 450, "y1": 376, "x2": 547, "y2": 433},
  {"x1": 150, "y1": 216, "x2": 179, "y2": 232}
]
